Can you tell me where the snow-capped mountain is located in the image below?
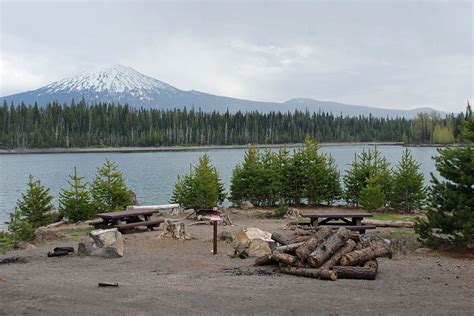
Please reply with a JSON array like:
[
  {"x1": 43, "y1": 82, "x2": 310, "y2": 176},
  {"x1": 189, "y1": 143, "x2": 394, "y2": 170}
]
[{"x1": 1, "y1": 65, "x2": 441, "y2": 118}]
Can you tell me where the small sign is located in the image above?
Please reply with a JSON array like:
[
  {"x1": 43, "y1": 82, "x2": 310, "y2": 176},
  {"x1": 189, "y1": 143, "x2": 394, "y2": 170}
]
[{"x1": 210, "y1": 214, "x2": 221, "y2": 222}]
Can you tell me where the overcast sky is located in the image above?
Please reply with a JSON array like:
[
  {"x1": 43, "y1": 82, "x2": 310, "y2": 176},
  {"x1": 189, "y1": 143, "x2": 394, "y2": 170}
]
[{"x1": 0, "y1": 0, "x2": 472, "y2": 112}]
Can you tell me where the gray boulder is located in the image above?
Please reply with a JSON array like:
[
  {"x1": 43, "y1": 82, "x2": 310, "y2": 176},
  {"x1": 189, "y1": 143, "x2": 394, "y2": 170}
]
[{"x1": 78, "y1": 228, "x2": 123, "y2": 258}]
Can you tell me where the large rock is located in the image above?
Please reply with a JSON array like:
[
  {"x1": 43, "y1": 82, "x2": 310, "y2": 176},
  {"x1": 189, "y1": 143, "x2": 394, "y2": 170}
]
[
  {"x1": 34, "y1": 227, "x2": 65, "y2": 243},
  {"x1": 235, "y1": 227, "x2": 273, "y2": 244},
  {"x1": 239, "y1": 201, "x2": 254, "y2": 210},
  {"x1": 78, "y1": 228, "x2": 123, "y2": 258},
  {"x1": 247, "y1": 239, "x2": 272, "y2": 257}
]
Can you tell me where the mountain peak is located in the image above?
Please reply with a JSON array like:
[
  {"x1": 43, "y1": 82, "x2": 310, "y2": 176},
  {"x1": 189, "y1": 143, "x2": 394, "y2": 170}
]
[{"x1": 41, "y1": 64, "x2": 179, "y2": 95}]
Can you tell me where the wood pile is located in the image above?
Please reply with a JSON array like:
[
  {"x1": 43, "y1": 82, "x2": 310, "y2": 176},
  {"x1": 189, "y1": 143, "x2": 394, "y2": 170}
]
[{"x1": 255, "y1": 227, "x2": 392, "y2": 281}]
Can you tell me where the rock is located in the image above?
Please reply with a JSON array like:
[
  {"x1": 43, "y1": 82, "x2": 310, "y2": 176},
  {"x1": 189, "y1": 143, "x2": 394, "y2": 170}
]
[
  {"x1": 78, "y1": 228, "x2": 123, "y2": 258},
  {"x1": 218, "y1": 231, "x2": 234, "y2": 242},
  {"x1": 247, "y1": 239, "x2": 272, "y2": 257},
  {"x1": 240, "y1": 201, "x2": 254, "y2": 210},
  {"x1": 234, "y1": 241, "x2": 250, "y2": 258},
  {"x1": 235, "y1": 227, "x2": 273, "y2": 244},
  {"x1": 34, "y1": 227, "x2": 65, "y2": 244},
  {"x1": 415, "y1": 247, "x2": 433, "y2": 255},
  {"x1": 17, "y1": 242, "x2": 36, "y2": 250}
]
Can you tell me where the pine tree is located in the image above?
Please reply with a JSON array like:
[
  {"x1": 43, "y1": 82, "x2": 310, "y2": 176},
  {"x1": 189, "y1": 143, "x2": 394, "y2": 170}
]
[
  {"x1": 90, "y1": 159, "x2": 133, "y2": 213},
  {"x1": 229, "y1": 146, "x2": 261, "y2": 205},
  {"x1": 16, "y1": 175, "x2": 53, "y2": 228},
  {"x1": 343, "y1": 147, "x2": 392, "y2": 207},
  {"x1": 359, "y1": 177, "x2": 384, "y2": 211},
  {"x1": 171, "y1": 154, "x2": 226, "y2": 209},
  {"x1": 390, "y1": 149, "x2": 427, "y2": 212},
  {"x1": 59, "y1": 167, "x2": 95, "y2": 221},
  {"x1": 415, "y1": 114, "x2": 474, "y2": 248}
]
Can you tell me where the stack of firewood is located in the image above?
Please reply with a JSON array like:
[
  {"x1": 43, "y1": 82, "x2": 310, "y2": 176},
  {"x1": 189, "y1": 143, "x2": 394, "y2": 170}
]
[{"x1": 255, "y1": 227, "x2": 391, "y2": 281}]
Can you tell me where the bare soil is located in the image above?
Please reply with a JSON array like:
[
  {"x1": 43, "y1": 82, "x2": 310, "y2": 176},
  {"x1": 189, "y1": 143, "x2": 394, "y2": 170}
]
[{"x1": 1, "y1": 214, "x2": 473, "y2": 315}]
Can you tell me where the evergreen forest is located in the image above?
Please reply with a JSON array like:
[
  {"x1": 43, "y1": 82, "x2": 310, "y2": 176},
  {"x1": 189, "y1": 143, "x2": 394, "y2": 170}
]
[{"x1": 0, "y1": 99, "x2": 470, "y2": 149}]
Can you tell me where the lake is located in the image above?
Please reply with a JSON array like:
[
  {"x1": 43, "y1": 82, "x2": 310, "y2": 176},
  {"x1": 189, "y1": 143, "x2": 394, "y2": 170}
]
[{"x1": 0, "y1": 145, "x2": 440, "y2": 230}]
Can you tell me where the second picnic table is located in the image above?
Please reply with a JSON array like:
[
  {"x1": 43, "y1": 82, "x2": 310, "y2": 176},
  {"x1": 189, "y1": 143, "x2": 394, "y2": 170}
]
[
  {"x1": 301, "y1": 210, "x2": 375, "y2": 234},
  {"x1": 92, "y1": 208, "x2": 164, "y2": 233}
]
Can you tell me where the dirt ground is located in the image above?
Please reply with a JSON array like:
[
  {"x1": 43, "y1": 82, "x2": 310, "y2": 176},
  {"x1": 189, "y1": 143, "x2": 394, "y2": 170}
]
[{"x1": 1, "y1": 213, "x2": 473, "y2": 315}]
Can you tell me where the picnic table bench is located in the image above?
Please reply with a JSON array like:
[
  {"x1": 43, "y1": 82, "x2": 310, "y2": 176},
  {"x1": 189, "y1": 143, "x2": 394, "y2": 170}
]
[
  {"x1": 91, "y1": 208, "x2": 164, "y2": 233},
  {"x1": 301, "y1": 211, "x2": 376, "y2": 234}
]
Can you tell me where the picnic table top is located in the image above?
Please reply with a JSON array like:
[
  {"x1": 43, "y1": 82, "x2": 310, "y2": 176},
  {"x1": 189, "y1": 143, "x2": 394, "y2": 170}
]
[
  {"x1": 301, "y1": 211, "x2": 373, "y2": 219},
  {"x1": 97, "y1": 208, "x2": 160, "y2": 220}
]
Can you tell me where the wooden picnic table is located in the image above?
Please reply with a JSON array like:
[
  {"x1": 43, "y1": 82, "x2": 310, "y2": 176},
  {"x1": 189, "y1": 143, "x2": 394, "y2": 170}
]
[
  {"x1": 92, "y1": 208, "x2": 164, "y2": 233},
  {"x1": 301, "y1": 211, "x2": 375, "y2": 234}
]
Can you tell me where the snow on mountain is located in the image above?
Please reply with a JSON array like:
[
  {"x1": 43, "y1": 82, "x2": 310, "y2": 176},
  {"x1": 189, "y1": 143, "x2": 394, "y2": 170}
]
[
  {"x1": 0, "y1": 65, "x2": 442, "y2": 118},
  {"x1": 40, "y1": 64, "x2": 179, "y2": 96}
]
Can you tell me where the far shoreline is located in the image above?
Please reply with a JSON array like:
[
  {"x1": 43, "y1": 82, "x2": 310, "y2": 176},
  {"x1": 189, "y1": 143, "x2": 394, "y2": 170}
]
[{"x1": 0, "y1": 142, "x2": 462, "y2": 155}]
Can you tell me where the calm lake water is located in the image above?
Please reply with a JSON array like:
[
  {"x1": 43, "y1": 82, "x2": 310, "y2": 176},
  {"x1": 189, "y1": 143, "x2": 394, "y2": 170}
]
[{"x1": 0, "y1": 145, "x2": 440, "y2": 230}]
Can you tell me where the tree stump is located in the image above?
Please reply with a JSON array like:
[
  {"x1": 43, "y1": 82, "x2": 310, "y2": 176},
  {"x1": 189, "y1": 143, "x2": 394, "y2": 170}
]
[
  {"x1": 159, "y1": 220, "x2": 190, "y2": 240},
  {"x1": 295, "y1": 227, "x2": 333, "y2": 262},
  {"x1": 307, "y1": 227, "x2": 350, "y2": 268}
]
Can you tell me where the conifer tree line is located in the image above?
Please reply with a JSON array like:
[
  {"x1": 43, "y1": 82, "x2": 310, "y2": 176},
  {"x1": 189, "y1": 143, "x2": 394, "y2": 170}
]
[
  {"x1": 2, "y1": 159, "x2": 134, "y2": 249},
  {"x1": 229, "y1": 138, "x2": 427, "y2": 213},
  {"x1": 0, "y1": 99, "x2": 469, "y2": 149}
]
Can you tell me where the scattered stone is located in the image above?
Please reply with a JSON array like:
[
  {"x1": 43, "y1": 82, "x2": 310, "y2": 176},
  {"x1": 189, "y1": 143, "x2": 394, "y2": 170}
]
[
  {"x1": 78, "y1": 228, "x2": 124, "y2": 258},
  {"x1": 247, "y1": 239, "x2": 272, "y2": 258},
  {"x1": 34, "y1": 227, "x2": 65, "y2": 244},
  {"x1": 0, "y1": 257, "x2": 27, "y2": 265},
  {"x1": 240, "y1": 201, "x2": 254, "y2": 210}
]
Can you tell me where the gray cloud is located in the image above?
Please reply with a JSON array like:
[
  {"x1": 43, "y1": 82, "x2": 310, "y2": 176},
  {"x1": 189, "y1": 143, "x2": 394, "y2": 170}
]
[{"x1": 0, "y1": 0, "x2": 472, "y2": 112}]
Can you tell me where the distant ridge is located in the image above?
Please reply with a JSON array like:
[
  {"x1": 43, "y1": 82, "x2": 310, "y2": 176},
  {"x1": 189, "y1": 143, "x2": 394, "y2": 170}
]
[{"x1": 0, "y1": 64, "x2": 442, "y2": 118}]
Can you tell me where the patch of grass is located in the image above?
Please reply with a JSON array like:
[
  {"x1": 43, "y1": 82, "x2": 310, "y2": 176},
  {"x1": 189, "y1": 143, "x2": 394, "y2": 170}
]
[
  {"x1": 371, "y1": 212, "x2": 421, "y2": 222},
  {"x1": 388, "y1": 229, "x2": 417, "y2": 238},
  {"x1": 59, "y1": 226, "x2": 93, "y2": 242},
  {"x1": 58, "y1": 226, "x2": 94, "y2": 234}
]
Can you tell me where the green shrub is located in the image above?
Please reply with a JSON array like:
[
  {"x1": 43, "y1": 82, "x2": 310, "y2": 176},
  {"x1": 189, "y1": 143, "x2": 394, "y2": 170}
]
[
  {"x1": 16, "y1": 175, "x2": 53, "y2": 228},
  {"x1": 171, "y1": 154, "x2": 226, "y2": 209},
  {"x1": 59, "y1": 167, "x2": 95, "y2": 221},
  {"x1": 358, "y1": 179, "x2": 384, "y2": 212},
  {"x1": 90, "y1": 159, "x2": 133, "y2": 213}
]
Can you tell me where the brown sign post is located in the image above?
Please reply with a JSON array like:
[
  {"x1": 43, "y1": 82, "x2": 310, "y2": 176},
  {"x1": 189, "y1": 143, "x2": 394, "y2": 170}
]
[{"x1": 210, "y1": 214, "x2": 221, "y2": 254}]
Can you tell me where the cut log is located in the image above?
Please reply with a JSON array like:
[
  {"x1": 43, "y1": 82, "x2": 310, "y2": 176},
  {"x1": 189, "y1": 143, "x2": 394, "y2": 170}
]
[
  {"x1": 363, "y1": 259, "x2": 378, "y2": 271},
  {"x1": 254, "y1": 254, "x2": 276, "y2": 266},
  {"x1": 271, "y1": 252, "x2": 304, "y2": 267},
  {"x1": 290, "y1": 235, "x2": 313, "y2": 243},
  {"x1": 319, "y1": 239, "x2": 357, "y2": 270},
  {"x1": 307, "y1": 227, "x2": 351, "y2": 268},
  {"x1": 271, "y1": 232, "x2": 289, "y2": 245},
  {"x1": 333, "y1": 265, "x2": 377, "y2": 280},
  {"x1": 340, "y1": 243, "x2": 391, "y2": 266},
  {"x1": 295, "y1": 227, "x2": 333, "y2": 262},
  {"x1": 274, "y1": 242, "x2": 305, "y2": 254},
  {"x1": 278, "y1": 266, "x2": 337, "y2": 281}
]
